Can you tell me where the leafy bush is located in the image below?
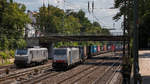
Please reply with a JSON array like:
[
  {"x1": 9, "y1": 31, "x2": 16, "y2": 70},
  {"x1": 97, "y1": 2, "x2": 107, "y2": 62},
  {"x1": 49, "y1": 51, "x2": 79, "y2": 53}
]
[
  {"x1": 0, "y1": 36, "x2": 9, "y2": 51},
  {"x1": 0, "y1": 50, "x2": 15, "y2": 65},
  {"x1": 9, "y1": 50, "x2": 15, "y2": 58},
  {"x1": 0, "y1": 50, "x2": 14, "y2": 60},
  {"x1": 0, "y1": 52, "x2": 8, "y2": 60}
]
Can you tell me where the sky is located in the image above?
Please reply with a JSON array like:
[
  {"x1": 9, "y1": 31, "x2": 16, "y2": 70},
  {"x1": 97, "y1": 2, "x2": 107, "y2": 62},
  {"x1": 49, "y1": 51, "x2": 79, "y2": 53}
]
[{"x1": 14, "y1": 0, "x2": 123, "y2": 33}]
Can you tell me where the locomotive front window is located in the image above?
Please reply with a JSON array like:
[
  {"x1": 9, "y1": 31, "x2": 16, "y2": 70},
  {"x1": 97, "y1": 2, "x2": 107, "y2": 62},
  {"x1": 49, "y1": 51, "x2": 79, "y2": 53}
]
[
  {"x1": 54, "y1": 50, "x2": 66, "y2": 55},
  {"x1": 16, "y1": 50, "x2": 28, "y2": 55}
]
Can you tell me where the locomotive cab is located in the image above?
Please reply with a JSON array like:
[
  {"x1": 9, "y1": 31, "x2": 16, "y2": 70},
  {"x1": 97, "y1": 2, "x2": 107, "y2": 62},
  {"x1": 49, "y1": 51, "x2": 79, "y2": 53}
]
[
  {"x1": 15, "y1": 48, "x2": 48, "y2": 67},
  {"x1": 52, "y1": 48, "x2": 69, "y2": 68},
  {"x1": 14, "y1": 49, "x2": 29, "y2": 66},
  {"x1": 52, "y1": 48, "x2": 81, "y2": 69}
]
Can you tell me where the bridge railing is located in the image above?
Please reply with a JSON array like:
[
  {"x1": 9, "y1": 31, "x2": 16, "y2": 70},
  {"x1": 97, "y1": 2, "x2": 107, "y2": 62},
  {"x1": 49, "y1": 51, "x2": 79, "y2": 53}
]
[{"x1": 37, "y1": 32, "x2": 125, "y2": 37}]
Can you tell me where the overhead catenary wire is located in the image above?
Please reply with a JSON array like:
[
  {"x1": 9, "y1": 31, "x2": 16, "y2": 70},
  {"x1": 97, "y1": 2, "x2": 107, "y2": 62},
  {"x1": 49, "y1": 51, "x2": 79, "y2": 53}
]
[
  {"x1": 88, "y1": 0, "x2": 106, "y2": 26},
  {"x1": 93, "y1": 13, "x2": 122, "y2": 30},
  {"x1": 38, "y1": 0, "x2": 117, "y2": 29},
  {"x1": 92, "y1": 13, "x2": 107, "y2": 26},
  {"x1": 5, "y1": 0, "x2": 123, "y2": 39},
  {"x1": 65, "y1": 1, "x2": 84, "y2": 9},
  {"x1": 21, "y1": 0, "x2": 121, "y2": 32},
  {"x1": 65, "y1": 0, "x2": 118, "y2": 11},
  {"x1": 65, "y1": 0, "x2": 121, "y2": 30}
]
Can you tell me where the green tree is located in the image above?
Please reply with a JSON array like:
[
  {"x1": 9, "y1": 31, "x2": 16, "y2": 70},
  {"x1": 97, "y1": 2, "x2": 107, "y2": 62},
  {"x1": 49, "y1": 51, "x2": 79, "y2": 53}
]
[
  {"x1": 36, "y1": 5, "x2": 65, "y2": 34},
  {"x1": 67, "y1": 10, "x2": 110, "y2": 35},
  {"x1": 114, "y1": 0, "x2": 150, "y2": 48},
  {"x1": 70, "y1": 10, "x2": 92, "y2": 34},
  {"x1": 2, "y1": 2, "x2": 30, "y2": 38},
  {"x1": 0, "y1": 0, "x2": 30, "y2": 50},
  {"x1": 36, "y1": 5, "x2": 82, "y2": 35},
  {"x1": 16, "y1": 39, "x2": 27, "y2": 49},
  {"x1": 64, "y1": 15, "x2": 81, "y2": 35},
  {"x1": 36, "y1": 5, "x2": 110, "y2": 47}
]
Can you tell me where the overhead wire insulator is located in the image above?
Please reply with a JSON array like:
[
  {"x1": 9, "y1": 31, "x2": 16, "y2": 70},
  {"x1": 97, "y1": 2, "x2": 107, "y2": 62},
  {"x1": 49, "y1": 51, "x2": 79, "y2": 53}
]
[
  {"x1": 88, "y1": 1, "x2": 91, "y2": 14},
  {"x1": 92, "y1": 1, "x2": 94, "y2": 13},
  {"x1": 48, "y1": 0, "x2": 50, "y2": 13},
  {"x1": 42, "y1": 0, "x2": 45, "y2": 7}
]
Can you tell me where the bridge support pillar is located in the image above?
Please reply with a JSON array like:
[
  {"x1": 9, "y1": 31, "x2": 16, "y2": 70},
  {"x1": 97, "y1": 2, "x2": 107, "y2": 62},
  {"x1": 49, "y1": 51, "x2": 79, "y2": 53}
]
[
  {"x1": 47, "y1": 42, "x2": 54, "y2": 59},
  {"x1": 39, "y1": 41, "x2": 54, "y2": 59}
]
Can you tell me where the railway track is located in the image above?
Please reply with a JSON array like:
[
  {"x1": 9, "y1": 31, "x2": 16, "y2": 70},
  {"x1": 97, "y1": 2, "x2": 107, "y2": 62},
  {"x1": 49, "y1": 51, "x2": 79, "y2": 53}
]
[
  {"x1": 0, "y1": 64, "x2": 16, "y2": 75},
  {"x1": 58, "y1": 63, "x2": 103, "y2": 83},
  {"x1": 57, "y1": 52, "x2": 121, "y2": 84},
  {"x1": 22, "y1": 53, "x2": 108, "y2": 84},
  {"x1": 22, "y1": 70, "x2": 61, "y2": 84},
  {"x1": 17, "y1": 52, "x2": 114, "y2": 84},
  {"x1": 0, "y1": 63, "x2": 52, "y2": 84},
  {"x1": 92, "y1": 59, "x2": 121, "y2": 84},
  {"x1": 0, "y1": 64, "x2": 14, "y2": 69},
  {"x1": 0, "y1": 60, "x2": 52, "y2": 75},
  {"x1": 74, "y1": 61, "x2": 121, "y2": 84},
  {"x1": 21, "y1": 57, "x2": 103, "y2": 84},
  {"x1": 1, "y1": 52, "x2": 121, "y2": 84},
  {"x1": 105, "y1": 64, "x2": 121, "y2": 84},
  {"x1": 49, "y1": 52, "x2": 120, "y2": 84}
]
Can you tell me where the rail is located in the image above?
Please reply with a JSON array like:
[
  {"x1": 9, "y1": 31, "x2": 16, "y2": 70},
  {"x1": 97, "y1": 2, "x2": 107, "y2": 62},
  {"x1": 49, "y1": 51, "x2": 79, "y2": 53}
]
[
  {"x1": 92, "y1": 57, "x2": 121, "y2": 84},
  {"x1": 57, "y1": 52, "x2": 121, "y2": 84},
  {"x1": 106, "y1": 65, "x2": 121, "y2": 84},
  {"x1": 0, "y1": 64, "x2": 52, "y2": 83}
]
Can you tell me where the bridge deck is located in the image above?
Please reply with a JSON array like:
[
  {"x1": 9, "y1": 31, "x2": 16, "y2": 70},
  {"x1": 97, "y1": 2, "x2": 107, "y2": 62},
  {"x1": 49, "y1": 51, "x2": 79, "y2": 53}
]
[{"x1": 36, "y1": 35, "x2": 128, "y2": 43}]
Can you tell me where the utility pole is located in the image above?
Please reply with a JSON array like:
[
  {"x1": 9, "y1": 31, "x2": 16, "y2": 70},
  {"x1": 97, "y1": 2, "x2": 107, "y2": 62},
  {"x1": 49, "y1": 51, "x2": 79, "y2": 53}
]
[
  {"x1": 133, "y1": 0, "x2": 139, "y2": 83},
  {"x1": 127, "y1": 0, "x2": 131, "y2": 60},
  {"x1": 123, "y1": 0, "x2": 127, "y2": 66}
]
